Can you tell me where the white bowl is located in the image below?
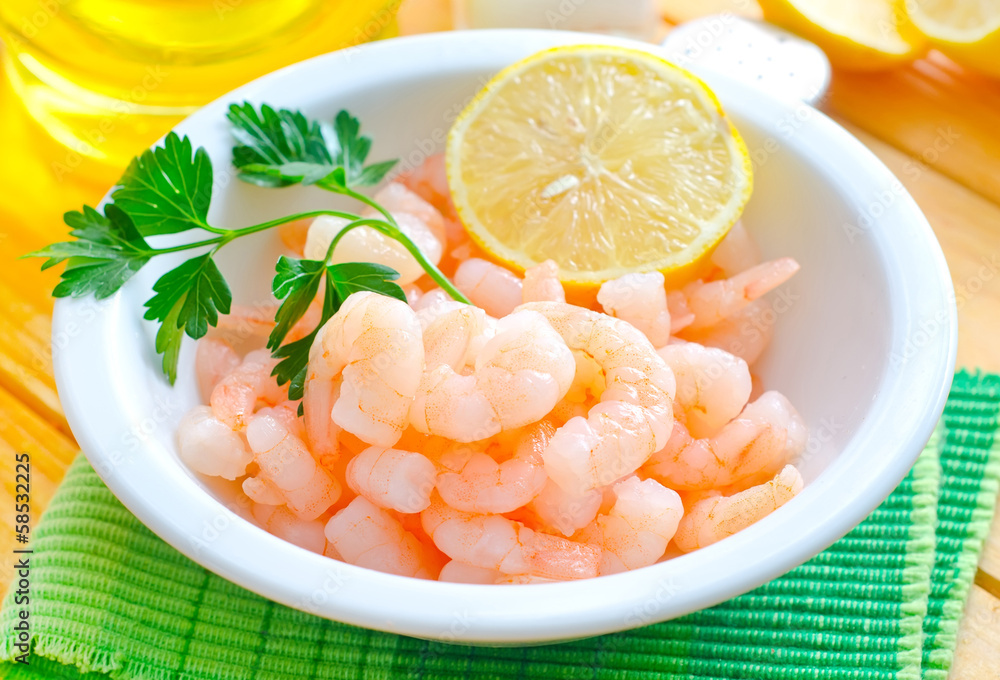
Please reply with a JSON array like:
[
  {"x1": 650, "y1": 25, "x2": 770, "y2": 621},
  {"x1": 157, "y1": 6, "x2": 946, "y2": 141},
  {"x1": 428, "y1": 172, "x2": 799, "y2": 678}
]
[{"x1": 52, "y1": 29, "x2": 956, "y2": 644}]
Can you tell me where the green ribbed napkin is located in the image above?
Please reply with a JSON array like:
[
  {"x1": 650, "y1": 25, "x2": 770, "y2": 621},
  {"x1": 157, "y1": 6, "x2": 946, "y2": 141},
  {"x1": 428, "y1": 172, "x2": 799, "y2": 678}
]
[{"x1": 2, "y1": 371, "x2": 998, "y2": 680}]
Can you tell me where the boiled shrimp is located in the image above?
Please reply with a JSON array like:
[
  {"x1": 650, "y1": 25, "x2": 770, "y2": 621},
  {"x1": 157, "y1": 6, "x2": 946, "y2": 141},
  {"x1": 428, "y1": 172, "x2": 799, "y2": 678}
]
[
  {"x1": 416, "y1": 300, "x2": 494, "y2": 371},
  {"x1": 642, "y1": 391, "x2": 807, "y2": 491},
  {"x1": 669, "y1": 258, "x2": 799, "y2": 332},
  {"x1": 518, "y1": 302, "x2": 676, "y2": 495},
  {"x1": 597, "y1": 271, "x2": 672, "y2": 348},
  {"x1": 438, "y1": 560, "x2": 500, "y2": 584},
  {"x1": 453, "y1": 258, "x2": 523, "y2": 318},
  {"x1": 710, "y1": 221, "x2": 761, "y2": 276},
  {"x1": 254, "y1": 401, "x2": 305, "y2": 440},
  {"x1": 304, "y1": 291, "x2": 424, "y2": 448},
  {"x1": 435, "y1": 421, "x2": 554, "y2": 514},
  {"x1": 345, "y1": 446, "x2": 437, "y2": 513},
  {"x1": 410, "y1": 309, "x2": 575, "y2": 442},
  {"x1": 176, "y1": 405, "x2": 254, "y2": 480},
  {"x1": 680, "y1": 299, "x2": 775, "y2": 367},
  {"x1": 576, "y1": 476, "x2": 683, "y2": 574},
  {"x1": 528, "y1": 478, "x2": 603, "y2": 537},
  {"x1": 244, "y1": 413, "x2": 341, "y2": 520},
  {"x1": 421, "y1": 493, "x2": 600, "y2": 579},
  {"x1": 522, "y1": 260, "x2": 566, "y2": 303},
  {"x1": 673, "y1": 465, "x2": 803, "y2": 552},
  {"x1": 210, "y1": 349, "x2": 286, "y2": 430},
  {"x1": 252, "y1": 504, "x2": 327, "y2": 554},
  {"x1": 657, "y1": 341, "x2": 752, "y2": 437},
  {"x1": 195, "y1": 337, "x2": 240, "y2": 403},
  {"x1": 325, "y1": 496, "x2": 440, "y2": 579},
  {"x1": 303, "y1": 212, "x2": 442, "y2": 286}
]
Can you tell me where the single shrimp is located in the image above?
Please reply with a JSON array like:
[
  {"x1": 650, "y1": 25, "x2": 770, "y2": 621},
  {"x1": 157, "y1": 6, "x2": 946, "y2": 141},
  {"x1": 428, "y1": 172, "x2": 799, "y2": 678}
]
[
  {"x1": 244, "y1": 413, "x2": 341, "y2": 520},
  {"x1": 325, "y1": 496, "x2": 440, "y2": 579},
  {"x1": 410, "y1": 309, "x2": 575, "y2": 442},
  {"x1": 252, "y1": 503, "x2": 327, "y2": 554},
  {"x1": 527, "y1": 478, "x2": 603, "y2": 537},
  {"x1": 669, "y1": 258, "x2": 799, "y2": 332},
  {"x1": 195, "y1": 337, "x2": 240, "y2": 403},
  {"x1": 304, "y1": 291, "x2": 424, "y2": 448},
  {"x1": 242, "y1": 475, "x2": 285, "y2": 506},
  {"x1": 345, "y1": 446, "x2": 437, "y2": 513},
  {"x1": 453, "y1": 258, "x2": 523, "y2": 318},
  {"x1": 302, "y1": 375, "x2": 341, "y2": 464},
  {"x1": 254, "y1": 400, "x2": 305, "y2": 440},
  {"x1": 176, "y1": 405, "x2": 254, "y2": 480},
  {"x1": 597, "y1": 271, "x2": 672, "y2": 348},
  {"x1": 420, "y1": 493, "x2": 600, "y2": 579},
  {"x1": 657, "y1": 342, "x2": 752, "y2": 438},
  {"x1": 436, "y1": 420, "x2": 553, "y2": 514},
  {"x1": 518, "y1": 302, "x2": 676, "y2": 495},
  {"x1": 438, "y1": 560, "x2": 500, "y2": 584},
  {"x1": 416, "y1": 300, "x2": 494, "y2": 371},
  {"x1": 642, "y1": 391, "x2": 807, "y2": 491},
  {"x1": 710, "y1": 221, "x2": 761, "y2": 277},
  {"x1": 576, "y1": 476, "x2": 683, "y2": 574},
  {"x1": 303, "y1": 212, "x2": 443, "y2": 286},
  {"x1": 210, "y1": 348, "x2": 286, "y2": 431},
  {"x1": 679, "y1": 299, "x2": 775, "y2": 367},
  {"x1": 522, "y1": 260, "x2": 566, "y2": 304},
  {"x1": 673, "y1": 465, "x2": 803, "y2": 552}
]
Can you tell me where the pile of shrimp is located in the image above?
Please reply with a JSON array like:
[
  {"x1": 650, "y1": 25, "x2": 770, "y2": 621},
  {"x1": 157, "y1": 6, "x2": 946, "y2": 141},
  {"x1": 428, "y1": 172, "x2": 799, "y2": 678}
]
[{"x1": 177, "y1": 154, "x2": 808, "y2": 584}]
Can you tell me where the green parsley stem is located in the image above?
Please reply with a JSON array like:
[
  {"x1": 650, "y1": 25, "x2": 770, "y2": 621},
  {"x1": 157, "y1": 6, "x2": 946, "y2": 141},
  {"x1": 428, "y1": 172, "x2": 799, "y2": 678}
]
[
  {"x1": 149, "y1": 238, "x2": 224, "y2": 254},
  {"x1": 139, "y1": 210, "x2": 366, "y2": 255},
  {"x1": 223, "y1": 209, "x2": 364, "y2": 241}
]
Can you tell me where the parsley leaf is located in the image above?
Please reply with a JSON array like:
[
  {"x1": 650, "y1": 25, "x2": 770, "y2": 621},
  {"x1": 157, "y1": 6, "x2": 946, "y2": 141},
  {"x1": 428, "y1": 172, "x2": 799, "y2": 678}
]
[
  {"x1": 273, "y1": 332, "x2": 318, "y2": 403},
  {"x1": 269, "y1": 259, "x2": 406, "y2": 401},
  {"x1": 268, "y1": 256, "x2": 326, "y2": 351},
  {"x1": 113, "y1": 132, "x2": 214, "y2": 236},
  {"x1": 228, "y1": 102, "x2": 333, "y2": 187},
  {"x1": 272, "y1": 274, "x2": 337, "y2": 402},
  {"x1": 28, "y1": 205, "x2": 153, "y2": 299},
  {"x1": 326, "y1": 262, "x2": 407, "y2": 303},
  {"x1": 228, "y1": 103, "x2": 397, "y2": 189},
  {"x1": 351, "y1": 160, "x2": 398, "y2": 188},
  {"x1": 143, "y1": 252, "x2": 232, "y2": 383}
]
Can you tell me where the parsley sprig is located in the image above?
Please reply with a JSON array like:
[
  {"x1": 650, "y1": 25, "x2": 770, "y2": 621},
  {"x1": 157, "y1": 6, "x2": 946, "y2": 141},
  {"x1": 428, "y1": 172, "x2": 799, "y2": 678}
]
[{"x1": 28, "y1": 104, "x2": 469, "y2": 393}]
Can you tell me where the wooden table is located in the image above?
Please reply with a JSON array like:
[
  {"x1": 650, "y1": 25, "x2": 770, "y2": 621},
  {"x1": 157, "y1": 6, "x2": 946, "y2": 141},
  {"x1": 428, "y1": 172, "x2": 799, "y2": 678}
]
[{"x1": 2, "y1": 1, "x2": 999, "y2": 675}]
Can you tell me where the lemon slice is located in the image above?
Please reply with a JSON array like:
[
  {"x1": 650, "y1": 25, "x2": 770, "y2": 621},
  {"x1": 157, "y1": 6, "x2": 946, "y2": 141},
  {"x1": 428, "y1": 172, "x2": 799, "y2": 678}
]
[
  {"x1": 757, "y1": 0, "x2": 927, "y2": 70},
  {"x1": 906, "y1": 0, "x2": 1000, "y2": 77},
  {"x1": 445, "y1": 45, "x2": 752, "y2": 289}
]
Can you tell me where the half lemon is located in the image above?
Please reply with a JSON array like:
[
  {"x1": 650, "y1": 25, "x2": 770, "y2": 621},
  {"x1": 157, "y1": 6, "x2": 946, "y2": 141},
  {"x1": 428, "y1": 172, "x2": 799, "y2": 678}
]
[{"x1": 445, "y1": 45, "x2": 753, "y2": 289}]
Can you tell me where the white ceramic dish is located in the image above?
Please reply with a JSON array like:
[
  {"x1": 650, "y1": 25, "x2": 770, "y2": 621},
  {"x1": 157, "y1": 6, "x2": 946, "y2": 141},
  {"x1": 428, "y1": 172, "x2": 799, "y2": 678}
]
[{"x1": 52, "y1": 29, "x2": 957, "y2": 644}]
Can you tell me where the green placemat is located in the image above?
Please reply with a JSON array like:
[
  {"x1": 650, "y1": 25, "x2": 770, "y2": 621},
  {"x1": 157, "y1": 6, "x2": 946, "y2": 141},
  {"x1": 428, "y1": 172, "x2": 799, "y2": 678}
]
[{"x1": 2, "y1": 371, "x2": 998, "y2": 680}]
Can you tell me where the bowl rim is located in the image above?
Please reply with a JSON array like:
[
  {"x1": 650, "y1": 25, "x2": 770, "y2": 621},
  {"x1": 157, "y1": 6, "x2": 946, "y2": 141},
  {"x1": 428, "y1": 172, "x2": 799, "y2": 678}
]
[{"x1": 52, "y1": 28, "x2": 957, "y2": 644}]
